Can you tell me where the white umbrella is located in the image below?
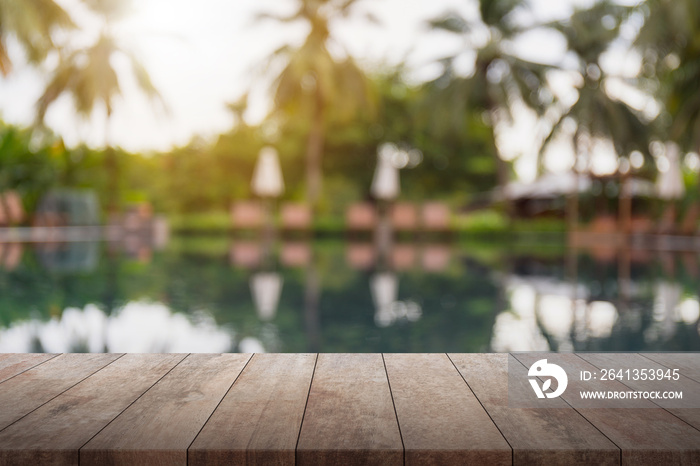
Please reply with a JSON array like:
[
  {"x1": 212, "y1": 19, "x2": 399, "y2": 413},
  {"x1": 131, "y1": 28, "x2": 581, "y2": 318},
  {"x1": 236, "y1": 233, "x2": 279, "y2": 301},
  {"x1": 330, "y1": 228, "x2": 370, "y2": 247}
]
[
  {"x1": 371, "y1": 145, "x2": 400, "y2": 200},
  {"x1": 370, "y1": 272, "x2": 398, "y2": 327},
  {"x1": 654, "y1": 280, "x2": 682, "y2": 338},
  {"x1": 252, "y1": 147, "x2": 285, "y2": 198},
  {"x1": 656, "y1": 142, "x2": 685, "y2": 200},
  {"x1": 250, "y1": 272, "x2": 283, "y2": 321}
]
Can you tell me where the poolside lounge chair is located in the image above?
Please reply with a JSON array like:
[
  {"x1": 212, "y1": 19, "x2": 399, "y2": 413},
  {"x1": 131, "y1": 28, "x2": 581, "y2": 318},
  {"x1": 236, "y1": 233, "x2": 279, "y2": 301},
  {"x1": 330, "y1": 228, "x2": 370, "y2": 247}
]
[
  {"x1": 3, "y1": 243, "x2": 22, "y2": 270},
  {"x1": 281, "y1": 241, "x2": 311, "y2": 267},
  {"x1": 421, "y1": 202, "x2": 451, "y2": 231},
  {"x1": 2, "y1": 191, "x2": 25, "y2": 225},
  {"x1": 391, "y1": 244, "x2": 416, "y2": 270},
  {"x1": 422, "y1": 244, "x2": 451, "y2": 271},
  {"x1": 345, "y1": 203, "x2": 377, "y2": 231},
  {"x1": 390, "y1": 203, "x2": 418, "y2": 231},
  {"x1": 345, "y1": 242, "x2": 375, "y2": 269},
  {"x1": 231, "y1": 201, "x2": 264, "y2": 230},
  {"x1": 281, "y1": 203, "x2": 312, "y2": 231},
  {"x1": 229, "y1": 241, "x2": 261, "y2": 268}
]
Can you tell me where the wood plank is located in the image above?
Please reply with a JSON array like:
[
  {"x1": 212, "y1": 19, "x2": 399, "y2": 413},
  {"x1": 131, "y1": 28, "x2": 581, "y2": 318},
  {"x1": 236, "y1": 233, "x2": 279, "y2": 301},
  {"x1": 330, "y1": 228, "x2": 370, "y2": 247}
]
[
  {"x1": 642, "y1": 353, "x2": 700, "y2": 383},
  {"x1": 0, "y1": 353, "x2": 121, "y2": 430},
  {"x1": 189, "y1": 353, "x2": 316, "y2": 466},
  {"x1": 0, "y1": 353, "x2": 186, "y2": 466},
  {"x1": 296, "y1": 353, "x2": 403, "y2": 466},
  {"x1": 80, "y1": 353, "x2": 251, "y2": 466},
  {"x1": 578, "y1": 353, "x2": 700, "y2": 431},
  {"x1": 384, "y1": 353, "x2": 511, "y2": 465},
  {"x1": 515, "y1": 353, "x2": 700, "y2": 465},
  {"x1": 449, "y1": 353, "x2": 619, "y2": 465},
  {"x1": 0, "y1": 354, "x2": 57, "y2": 384}
]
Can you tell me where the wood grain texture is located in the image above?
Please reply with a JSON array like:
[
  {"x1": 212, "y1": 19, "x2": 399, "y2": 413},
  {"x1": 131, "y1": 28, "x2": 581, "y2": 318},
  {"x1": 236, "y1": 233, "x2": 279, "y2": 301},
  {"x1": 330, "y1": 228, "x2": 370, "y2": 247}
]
[
  {"x1": 449, "y1": 353, "x2": 619, "y2": 465},
  {"x1": 80, "y1": 353, "x2": 251, "y2": 466},
  {"x1": 0, "y1": 352, "x2": 696, "y2": 464},
  {"x1": 296, "y1": 353, "x2": 403, "y2": 466},
  {"x1": 578, "y1": 353, "x2": 700, "y2": 431},
  {"x1": 0, "y1": 353, "x2": 121, "y2": 431},
  {"x1": 0, "y1": 353, "x2": 186, "y2": 466},
  {"x1": 384, "y1": 353, "x2": 511, "y2": 466},
  {"x1": 515, "y1": 353, "x2": 700, "y2": 465},
  {"x1": 189, "y1": 353, "x2": 316, "y2": 466},
  {"x1": 0, "y1": 354, "x2": 57, "y2": 384}
]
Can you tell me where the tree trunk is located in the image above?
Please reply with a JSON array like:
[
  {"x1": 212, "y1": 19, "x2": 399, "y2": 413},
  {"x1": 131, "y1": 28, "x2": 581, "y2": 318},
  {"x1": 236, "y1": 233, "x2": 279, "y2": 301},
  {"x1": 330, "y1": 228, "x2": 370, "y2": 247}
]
[
  {"x1": 104, "y1": 110, "x2": 119, "y2": 214},
  {"x1": 495, "y1": 153, "x2": 510, "y2": 199},
  {"x1": 619, "y1": 170, "x2": 631, "y2": 237},
  {"x1": 567, "y1": 136, "x2": 586, "y2": 239},
  {"x1": 306, "y1": 90, "x2": 324, "y2": 206},
  {"x1": 567, "y1": 193, "x2": 579, "y2": 232},
  {"x1": 485, "y1": 117, "x2": 512, "y2": 217}
]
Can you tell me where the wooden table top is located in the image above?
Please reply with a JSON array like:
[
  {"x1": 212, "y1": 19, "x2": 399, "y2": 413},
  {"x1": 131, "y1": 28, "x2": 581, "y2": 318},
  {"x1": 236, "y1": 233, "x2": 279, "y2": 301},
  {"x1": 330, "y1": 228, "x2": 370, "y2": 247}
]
[{"x1": 0, "y1": 352, "x2": 698, "y2": 465}]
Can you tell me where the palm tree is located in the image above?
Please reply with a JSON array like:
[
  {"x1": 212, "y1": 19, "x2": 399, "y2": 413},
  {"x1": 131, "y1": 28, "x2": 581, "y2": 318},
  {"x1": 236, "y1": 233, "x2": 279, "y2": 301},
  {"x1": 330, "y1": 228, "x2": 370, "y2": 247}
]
[
  {"x1": 35, "y1": 1, "x2": 162, "y2": 211},
  {"x1": 0, "y1": 0, "x2": 74, "y2": 75},
  {"x1": 542, "y1": 1, "x2": 652, "y2": 234},
  {"x1": 35, "y1": 33, "x2": 160, "y2": 126},
  {"x1": 427, "y1": 0, "x2": 553, "y2": 199},
  {"x1": 635, "y1": 0, "x2": 700, "y2": 152},
  {"x1": 257, "y1": 0, "x2": 374, "y2": 206}
]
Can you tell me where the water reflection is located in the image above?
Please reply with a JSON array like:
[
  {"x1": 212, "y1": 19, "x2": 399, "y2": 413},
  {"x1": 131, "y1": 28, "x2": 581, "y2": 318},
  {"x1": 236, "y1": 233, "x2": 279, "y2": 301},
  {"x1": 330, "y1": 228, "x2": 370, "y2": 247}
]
[
  {"x1": 36, "y1": 242, "x2": 99, "y2": 272},
  {"x1": 370, "y1": 272, "x2": 422, "y2": 327},
  {"x1": 0, "y1": 242, "x2": 22, "y2": 270},
  {"x1": 0, "y1": 238, "x2": 698, "y2": 352},
  {"x1": 0, "y1": 302, "x2": 232, "y2": 353},
  {"x1": 250, "y1": 273, "x2": 283, "y2": 321},
  {"x1": 493, "y1": 256, "x2": 700, "y2": 352}
]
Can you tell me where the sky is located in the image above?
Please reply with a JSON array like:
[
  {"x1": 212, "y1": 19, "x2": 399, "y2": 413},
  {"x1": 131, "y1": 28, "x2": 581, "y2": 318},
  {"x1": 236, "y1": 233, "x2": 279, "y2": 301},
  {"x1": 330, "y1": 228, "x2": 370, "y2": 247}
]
[{"x1": 0, "y1": 0, "x2": 646, "y2": 181}]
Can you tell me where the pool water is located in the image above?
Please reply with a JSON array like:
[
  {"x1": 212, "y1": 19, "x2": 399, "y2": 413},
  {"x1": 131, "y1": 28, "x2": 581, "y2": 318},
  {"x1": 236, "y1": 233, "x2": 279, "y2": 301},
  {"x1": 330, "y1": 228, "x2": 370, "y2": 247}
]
[{"x1": 0, "y1": 237, "x2": 698, "y2": 353}]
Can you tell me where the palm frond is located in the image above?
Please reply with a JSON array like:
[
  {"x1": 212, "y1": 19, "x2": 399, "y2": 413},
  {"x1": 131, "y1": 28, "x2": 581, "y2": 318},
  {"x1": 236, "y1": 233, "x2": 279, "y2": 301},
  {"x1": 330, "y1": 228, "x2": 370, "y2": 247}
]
[
  {"x1": 0, "y1": 39, "x2": 11, "y2": 75},
  {"x1": 35, "y1": 58, "x2": 76, "y2": 124},
  {"x1": 254, "y1": 11, "x2": 301, "y2": 23},
  {"x1": 123, "y1": 49, "x2": 167, "y2": 113},
  {"x1": 1, "y1": 0, "x2": 75, "y2": 70},
  {"x1": 427, "y1": 12, "x2": 471, "y2": 34},
  {"x1": 479, "y1": 0, "x2": 523, "y2": 31},
  {"x1": 82, "y1": 0, "x2": 133, "y2": 21}
]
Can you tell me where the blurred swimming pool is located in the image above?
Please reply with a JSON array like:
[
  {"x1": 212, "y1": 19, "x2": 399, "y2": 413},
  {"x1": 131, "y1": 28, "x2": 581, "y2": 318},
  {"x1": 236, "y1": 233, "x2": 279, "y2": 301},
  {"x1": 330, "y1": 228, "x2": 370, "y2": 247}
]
[{"x1": 0, "y1": 237, "x2": 698, "y2": 353}]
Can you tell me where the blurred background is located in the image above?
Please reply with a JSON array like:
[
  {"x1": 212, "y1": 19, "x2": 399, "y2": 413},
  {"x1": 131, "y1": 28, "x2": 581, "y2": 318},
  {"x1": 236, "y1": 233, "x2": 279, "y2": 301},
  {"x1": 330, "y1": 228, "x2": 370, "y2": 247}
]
[{"x1": 0, "y1": 0, "x2": 699, "y2": 352}]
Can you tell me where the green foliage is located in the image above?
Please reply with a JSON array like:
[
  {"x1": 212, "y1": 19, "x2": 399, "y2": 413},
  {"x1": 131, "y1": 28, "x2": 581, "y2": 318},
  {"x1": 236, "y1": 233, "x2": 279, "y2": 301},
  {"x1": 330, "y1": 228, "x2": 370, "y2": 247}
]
[
  {"x1": 454, "y1": 210, "x2": 509, "y2": 234},
  {"x1": 426, "y1": 0, "x2": 553, "y2": 196},
  {"x1": 169, "y1": 211, "x2": 231, "y2": 234},
  {"x1": 0, "y1": 239, "x2": 505, "y2": 352},
  {"x1": 636, "y1": 0, "x2": 700, "y2": 151},
  {"x1": 3, "y1": 0, "x2": 699, "y2": 226},
  {"x1": 543, "y1": 0, "x2": 653, "y2": 175},
  {"x1": 0, "y1": 124, "x2": 58, "y2": 210},
  {"x1": 257, "y1": 0, "x2": 378, "y2": 204}
]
